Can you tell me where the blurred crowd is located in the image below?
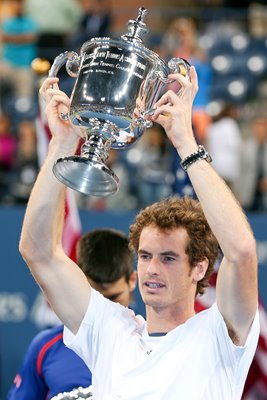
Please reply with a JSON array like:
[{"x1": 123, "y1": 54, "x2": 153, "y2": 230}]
[{"x1": 0, "y1": 0, "x2": 267, "y2": 212}]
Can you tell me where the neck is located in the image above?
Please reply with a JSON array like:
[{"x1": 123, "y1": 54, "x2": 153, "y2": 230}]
[{"x1": 145, "y1": 300, "x2": 196, "y2": 334}]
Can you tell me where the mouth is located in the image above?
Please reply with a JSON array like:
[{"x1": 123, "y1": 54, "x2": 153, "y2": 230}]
[{"x1": 144, "y1": 281, "x2": 165, "y2": 290}]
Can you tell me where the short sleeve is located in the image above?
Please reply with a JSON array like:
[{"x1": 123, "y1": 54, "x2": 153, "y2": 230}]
[
  {"x1": 64, "y1": 289, "x2": 143, "y2": 371},
  {"x1": 211, "y1": 303, "x2": 260, "y2": 389}
]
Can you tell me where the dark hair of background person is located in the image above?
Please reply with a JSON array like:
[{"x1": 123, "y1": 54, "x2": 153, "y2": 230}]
[{"x1": 76, "y1": 228, "x2": 134, "y2": 284}]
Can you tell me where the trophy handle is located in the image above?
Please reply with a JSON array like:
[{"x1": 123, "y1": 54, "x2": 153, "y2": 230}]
[
  {"x1": 167, "y1": 57, "x2": 191, "y2": 79},
  {"x1": 135, "y1": 58, "x2": 191, "y2": 126},
  {"x1": 48, "y1": 51, "x2": 80, "y2": 78},
  {"x1": 155, "y1": 57, "x2": 191, "y2": 93},
  {"x1": 48, "y1": 51, "x2": 80, "y2": 120}
]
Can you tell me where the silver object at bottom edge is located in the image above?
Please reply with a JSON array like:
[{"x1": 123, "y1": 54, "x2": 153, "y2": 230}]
[{"x1": 51, "y1": 385, "x2": 93, "y2": 399}]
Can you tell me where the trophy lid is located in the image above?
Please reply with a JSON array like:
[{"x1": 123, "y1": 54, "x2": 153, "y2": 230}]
[{"x1": 121, "y1": 7, "x2": 149, "y2": 42}]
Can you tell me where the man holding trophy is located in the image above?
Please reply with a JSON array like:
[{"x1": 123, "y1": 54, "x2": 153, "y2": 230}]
[{"x1": 19, "y1": 8, "x2": 259, "y2": 400}]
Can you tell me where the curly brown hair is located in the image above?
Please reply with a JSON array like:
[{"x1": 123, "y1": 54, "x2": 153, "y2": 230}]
[{"x1": 129, "y1": 196, "x2": 219, "y2": 296}]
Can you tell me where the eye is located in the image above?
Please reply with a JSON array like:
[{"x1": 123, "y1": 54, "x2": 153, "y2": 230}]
[
  {"x1": 161, "y1": 255, "x2": 176, "y2": 263},
  {"x1": 108, "y1": 294, "x2": 120, "y2": 301},
  {"x1": 138, "y1": 253, "x2": 151, "y2": 261}
]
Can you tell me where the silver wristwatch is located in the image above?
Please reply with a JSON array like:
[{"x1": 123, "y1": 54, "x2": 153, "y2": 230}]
[{"x1": 180, "y1": 145, "x2": 212, "y2": 171}]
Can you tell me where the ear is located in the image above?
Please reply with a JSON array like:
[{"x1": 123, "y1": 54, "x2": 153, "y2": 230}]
[
  {"x1": 192, "y1": 258, "x2": 209, "y2": 283},
  {"x1": 128, "y1": 270, "x2": 137, "y2": 292}
]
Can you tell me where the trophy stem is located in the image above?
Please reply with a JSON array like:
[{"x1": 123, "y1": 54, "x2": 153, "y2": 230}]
[{"x1": 81, "y1": 133, "x2": 114, "y2": 165}]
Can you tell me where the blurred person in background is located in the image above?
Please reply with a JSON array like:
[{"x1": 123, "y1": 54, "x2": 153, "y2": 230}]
[
  {"x1": 0, "y1": 113, "x2": 16, "y2": 172},
  {"x1": 24, "y1": 0, "x2": 82, "y2": 62},
  {"x1": 0, "y1": 0, "x2": 38, "y2": 101},
  {"x1": 134, "y1": 124, "x2": 174, "y2": 208},
  {"x1": 234, "y1": 113, "x2": 267, "y2": 212},
  {"x1": 205, "y1": 101, "x2": 242, "y2": 192},
  {"x1": 7, "y1": 228, "x2": 137, "y2": 399},
  {"x1": 71, "y1": 0, "x2": 112, "y2": 50},
  {"x1": 9, "y1": 119, "x2": 39, "y2": 203},
  {"x1": 0, "y1": 113, "x2": 17, "y2": 202},
  {"x1": 160, "y1": 16, "x2": 213, "y2": 144},
  {"x1": 160, "y1": 17, "x2": 205, "y2": 67}
]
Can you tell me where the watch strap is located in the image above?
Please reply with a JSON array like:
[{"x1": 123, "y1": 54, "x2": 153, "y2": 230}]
[{"x1": 180, "y1": 145, "x2": 212, "y2": 171}]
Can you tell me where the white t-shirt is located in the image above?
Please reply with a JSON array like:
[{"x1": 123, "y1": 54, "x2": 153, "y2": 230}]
[{"x1": 64, "y1": 289, "x2": 260, "y2": 400}]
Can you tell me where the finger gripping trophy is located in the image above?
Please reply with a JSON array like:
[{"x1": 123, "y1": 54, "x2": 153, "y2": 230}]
[{"x1": 49, "y1": 7, "x2": 190, "y2": 197}]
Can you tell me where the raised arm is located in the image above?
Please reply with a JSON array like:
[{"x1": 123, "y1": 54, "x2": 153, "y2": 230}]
[
  {"x1": 152, "y1": 66, "x2": 258, "y2": 345},
  {"x1": 19, "y1": 78, "x2": 91, "y2": 334}
]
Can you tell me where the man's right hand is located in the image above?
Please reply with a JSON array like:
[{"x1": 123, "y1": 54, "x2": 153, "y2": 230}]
[{"x1": 39, "y1": 77, "x2": 81, "y2": 151}]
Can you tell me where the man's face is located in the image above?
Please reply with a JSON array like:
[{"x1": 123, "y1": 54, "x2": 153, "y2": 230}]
[
  {"x1": 88, "y1": 273, "x2": 137, "y2": 307},
  {"x1": 137, "y1": 226, "x2": 196, "y2": 310}
]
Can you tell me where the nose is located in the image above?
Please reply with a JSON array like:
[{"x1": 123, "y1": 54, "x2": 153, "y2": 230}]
[{"x1": 146, "y1": 256, "x2": 161, "y2": 275}]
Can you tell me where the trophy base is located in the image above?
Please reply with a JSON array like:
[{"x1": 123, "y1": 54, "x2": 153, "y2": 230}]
[{"x1": 53, "y1": 156, "x2": 119, "y2": 197}]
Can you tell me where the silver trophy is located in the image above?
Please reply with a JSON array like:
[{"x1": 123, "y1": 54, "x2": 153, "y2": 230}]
[{"x1": 49, "y1": 7, "x2": 190, "y2": 197}]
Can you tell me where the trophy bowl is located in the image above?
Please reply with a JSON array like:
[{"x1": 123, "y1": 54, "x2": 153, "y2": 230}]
[{"x1": 49, "y1": 7, "x2": 190, "y2": 197}]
